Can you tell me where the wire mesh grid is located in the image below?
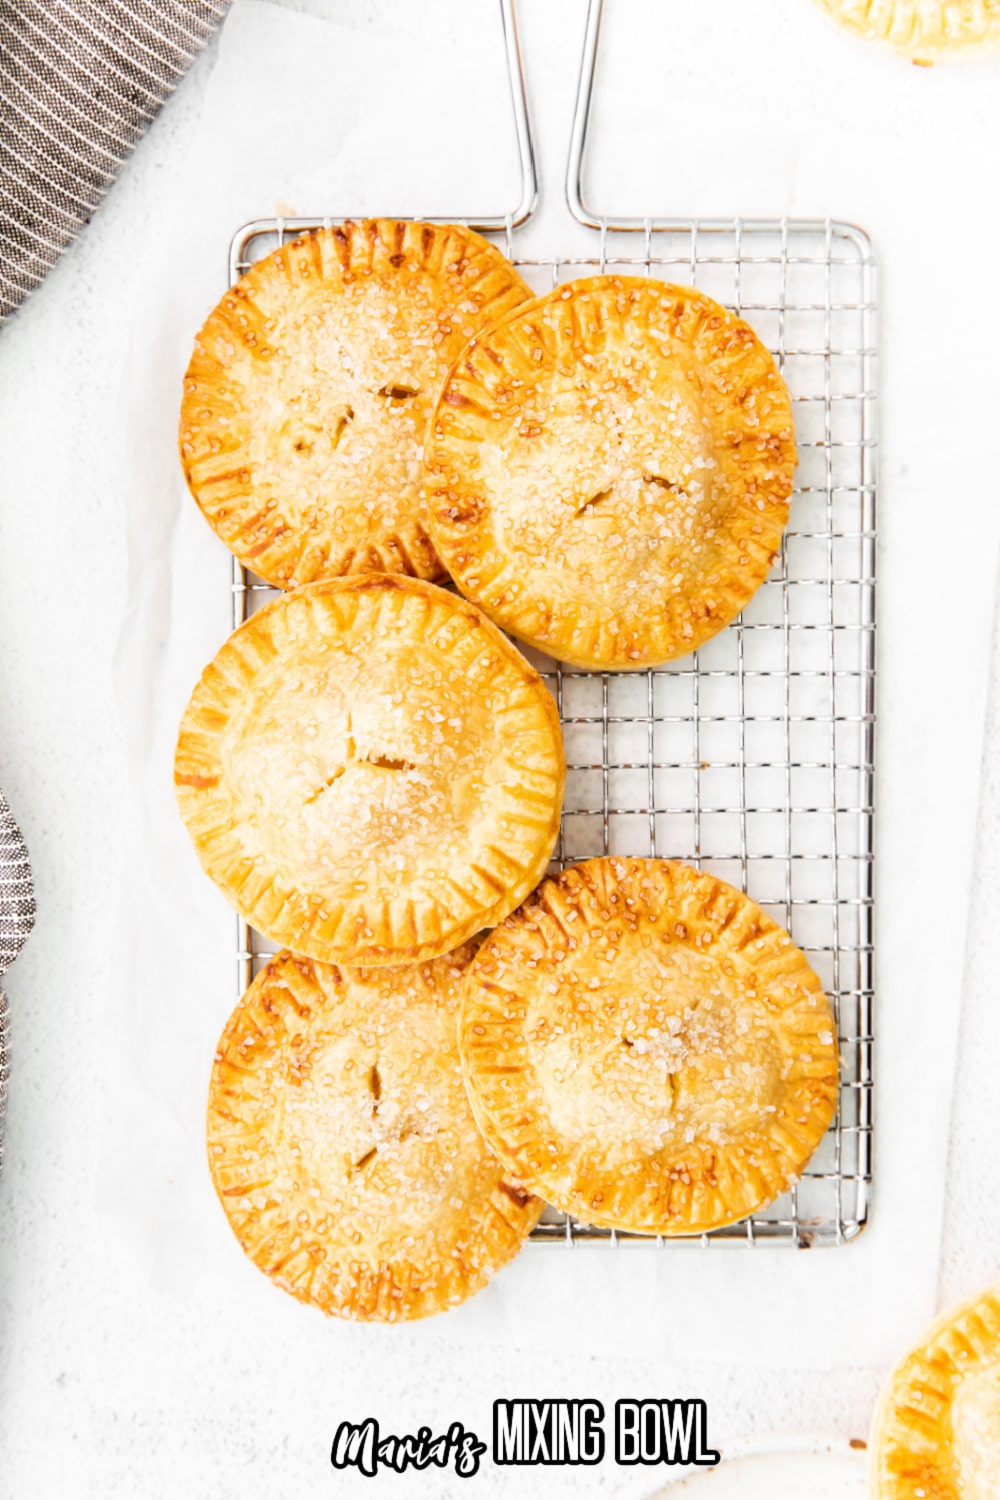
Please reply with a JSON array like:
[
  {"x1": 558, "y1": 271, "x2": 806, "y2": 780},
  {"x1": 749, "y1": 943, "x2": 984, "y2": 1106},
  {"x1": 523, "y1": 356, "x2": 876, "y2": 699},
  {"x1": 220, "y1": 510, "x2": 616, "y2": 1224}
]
[{"x1": 229, "y1": 214, "x2": 876, "y2": 1249}]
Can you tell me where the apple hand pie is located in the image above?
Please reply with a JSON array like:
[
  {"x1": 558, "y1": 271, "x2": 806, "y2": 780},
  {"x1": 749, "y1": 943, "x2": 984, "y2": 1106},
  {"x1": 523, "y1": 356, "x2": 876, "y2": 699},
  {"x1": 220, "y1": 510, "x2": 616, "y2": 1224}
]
[
  {"x1": 873, "y1": 1284, "x2": 1000, "y2": 1499},
  {"x1": 208, "y1": 948, "x2": 542, "y2": 1322},
  {"x1": 814, "y1": 0, "x2": 1000, "y2": 60},
  {"x1": 425, "y1": 276, "x2": 796, "y2": 669},
  {"x1": 175, "y1": 575, "x2": 565, "y2": 967},
  {"x1": 459, "y1": 857, "x2": 838, "y2": 1236},
  {"x1": 180, "y1": 220, "x2": 532, "y2": 588}
]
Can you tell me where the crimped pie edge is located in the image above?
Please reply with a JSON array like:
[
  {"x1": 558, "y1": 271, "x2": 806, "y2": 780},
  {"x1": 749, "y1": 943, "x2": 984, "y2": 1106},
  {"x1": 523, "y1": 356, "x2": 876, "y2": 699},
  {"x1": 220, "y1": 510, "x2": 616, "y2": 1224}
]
[
  {"x1": 459, "y1": 855, "x2": 839, "y2": 1236},
  {"x1": 180, "y1": 219, "x2": 534, "y2": 588},
  {"x1": 424, "y1": 275, "x2": 797, "y2": 670},
  {"x1": 870, "y1": 1282, "x2": 1000, "y2": 1499},
  {"x1": 175, "y1": 574, "x2": 566, "y2": 967},
  {"x1": 207, "y1": 947, "x2": 543, "y2": 1322},
  {"x1": 814, "y1": 0, "x2": 1000, "y2": 60}
]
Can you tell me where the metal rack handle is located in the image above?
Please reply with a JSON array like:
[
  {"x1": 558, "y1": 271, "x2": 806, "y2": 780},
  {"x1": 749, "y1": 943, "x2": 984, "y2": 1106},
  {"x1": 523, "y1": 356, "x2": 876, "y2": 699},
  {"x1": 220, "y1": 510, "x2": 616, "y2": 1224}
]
[
  {"x1": 566, "y1": 0, "x2": 870, "y2": 241},
  {"x1": 568, "y1": 0, "x2": 766, "y2": 234},
  {"x1": 566, "y1": 0, "x2": 606, "y2": 229},
  {"x1": 229, "y1": 0, "x2": 537, "y2": 280},
  {"x1": 498, "y1": 0, "x2": 539, "y2": 230}
]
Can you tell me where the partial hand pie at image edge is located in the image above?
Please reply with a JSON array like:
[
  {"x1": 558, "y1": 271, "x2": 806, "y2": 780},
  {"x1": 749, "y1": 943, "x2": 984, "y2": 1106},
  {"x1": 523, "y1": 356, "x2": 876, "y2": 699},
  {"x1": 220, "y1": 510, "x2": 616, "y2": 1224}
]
[
  {"x1": 872, "y1": 1284, "x2": 1000, "y2": 1500},
  {"x1": 207, "y1": 948, "x2": 541, "y2": 1322},
  {"x1": 180, "y1": 220, "x2": 533, "y2": 587},
  {"x1": 425, "y1": 276, "x2": 796, "y2": 670},
  {"x1": 174, "y1": 575, "x2": 565, "y2": 967},
  {"x1": 459, "y1": 856, "x2": 839, "y2": 1236},
  {"x1": 813, "y1": 0, "x2": 1000, "y2": 60}
]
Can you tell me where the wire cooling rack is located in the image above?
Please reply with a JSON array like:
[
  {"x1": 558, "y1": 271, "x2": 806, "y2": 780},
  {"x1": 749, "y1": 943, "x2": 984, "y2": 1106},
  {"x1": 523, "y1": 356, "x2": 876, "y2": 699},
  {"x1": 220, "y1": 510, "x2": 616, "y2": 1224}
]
[{"x1": 226, "y1": 0, "x2": 876, "y2": 1249}]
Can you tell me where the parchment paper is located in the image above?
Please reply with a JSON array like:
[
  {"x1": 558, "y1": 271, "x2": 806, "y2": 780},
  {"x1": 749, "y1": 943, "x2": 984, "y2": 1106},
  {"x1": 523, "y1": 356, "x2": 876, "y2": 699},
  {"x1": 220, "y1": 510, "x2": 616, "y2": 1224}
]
[{"x1": 108, "y1": 0, "x2": 1000, "y2": 1369}]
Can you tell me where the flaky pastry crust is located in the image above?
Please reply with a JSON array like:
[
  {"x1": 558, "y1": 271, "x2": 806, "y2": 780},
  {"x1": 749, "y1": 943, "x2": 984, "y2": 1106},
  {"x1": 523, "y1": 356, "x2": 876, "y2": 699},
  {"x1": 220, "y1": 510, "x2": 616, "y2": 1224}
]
[
  {"x1": 175, "y1": 575, "x2": 565, "y2": 966},
  {"x1": 459, "y1": 857, "x2": 838, "y2": 1235},
  {"x1": 815, "y1": 0, "x2": 1000, "y2": 60},
  {"x1": 180, "y1": 221, "x2": 532, "y2": 587},
  {"x1": 208, "y1": 948, "x2": 542, "y2": 1321},
  {"x1": 425, "y1": 277, "x2": 796, "y2": 669},
  {"x1": 871, "y1": 1285, "x2": 1000, "y2": 1500}
]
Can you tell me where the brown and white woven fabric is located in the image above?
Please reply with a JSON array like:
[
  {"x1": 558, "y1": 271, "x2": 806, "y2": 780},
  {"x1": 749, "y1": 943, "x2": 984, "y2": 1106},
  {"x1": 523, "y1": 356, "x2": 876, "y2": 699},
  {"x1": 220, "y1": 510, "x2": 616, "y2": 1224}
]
[
  {"x1": 0, "y1": 0, "x2": 232, "y2": 322},
  {"x1": 0, "y1": 789, "x2": 35, "y2": 1172},
  {"x1": 0, "y1": 789, "x2": 33, "y2": 975},
  {"x1": 0, "y1": 990, "x2": 9, "y2": 1173}
]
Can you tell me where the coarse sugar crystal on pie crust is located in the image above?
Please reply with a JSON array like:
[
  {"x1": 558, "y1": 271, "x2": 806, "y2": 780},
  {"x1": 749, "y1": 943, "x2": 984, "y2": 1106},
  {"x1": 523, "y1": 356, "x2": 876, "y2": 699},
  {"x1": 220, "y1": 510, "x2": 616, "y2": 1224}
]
[
  {"x1": 814, "y1": 0, "x2": 1000, "y2": 61},
  {"x1": 872, "y1": 1283, "x2": 1000, "y2": 1500},
  {"x1": 459, "y1": 856, "x2": 839, "y2": 1236},
  {"x1": 174, "y1": 575, "x2": 565, "y2": 967},
  {"x1": 425, "y1": 276, "x2": 797, "y2": 669},
  {"x1": 207, "y1": 947, "x2": 541, "y2": 1322},
  {"x1": 180, "y1": 220, "x2": 533, "y2": 588}
]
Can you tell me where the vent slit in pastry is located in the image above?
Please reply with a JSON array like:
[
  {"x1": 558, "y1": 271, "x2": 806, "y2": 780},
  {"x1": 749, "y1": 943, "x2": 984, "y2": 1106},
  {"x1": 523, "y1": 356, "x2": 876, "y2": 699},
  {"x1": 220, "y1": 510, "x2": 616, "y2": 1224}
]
[
  {"x1": 378, "y1": 384, "x2": 420, "y2": 401},
  {"x1": 576, "y1": 485, "x2": 614, "y2": 516},
  {"x1": 303, "y1": 768, "x2": 347, "y2": 805},
  {"x1": 643, "y1": 473, "x2": 687, "y2": 496}
]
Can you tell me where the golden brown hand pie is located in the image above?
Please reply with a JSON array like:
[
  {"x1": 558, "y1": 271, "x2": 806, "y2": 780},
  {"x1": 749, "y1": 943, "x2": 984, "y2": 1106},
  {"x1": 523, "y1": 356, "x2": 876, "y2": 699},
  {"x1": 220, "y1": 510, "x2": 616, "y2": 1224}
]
[
  {"x1": 425, "y1": 276, "x2": 796, "y2": 670},
  {"x1": 208, "y1": 947, "x2": 542, "y2": 1321},
  {"x1": 175, "y1": 575, "x2": 565, "y2": 967},
  {"x1": 872, "y1": 1284, "x2": 1000, "y2": 1499},
  {"x1": 459, "y1": 857, "x2": 838, "y2": 1235},
  {"x1": 814, "y1": 0, "x2": 1000, "y2": 60},
  {"x1": 180, "y1": 220, "x2": 532, "y2": 588}
]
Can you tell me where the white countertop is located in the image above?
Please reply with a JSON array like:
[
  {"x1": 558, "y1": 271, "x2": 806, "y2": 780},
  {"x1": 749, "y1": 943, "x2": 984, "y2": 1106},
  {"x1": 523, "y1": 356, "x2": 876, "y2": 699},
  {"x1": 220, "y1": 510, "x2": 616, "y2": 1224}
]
[{"x1": 2, "y1": 1, "x2": 1000, "y2": 1494}]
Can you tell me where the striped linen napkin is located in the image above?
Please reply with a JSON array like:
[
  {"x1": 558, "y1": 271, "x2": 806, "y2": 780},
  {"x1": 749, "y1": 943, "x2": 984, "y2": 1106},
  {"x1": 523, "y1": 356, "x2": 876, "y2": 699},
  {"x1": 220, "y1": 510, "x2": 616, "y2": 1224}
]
[
  {"x1": 0, "y1": 0, "x2": 232, "y2": 322},
  {"x1": 0, "y1": 790, "x2": 35, "y2": 1171}
]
